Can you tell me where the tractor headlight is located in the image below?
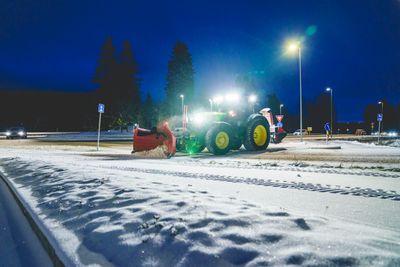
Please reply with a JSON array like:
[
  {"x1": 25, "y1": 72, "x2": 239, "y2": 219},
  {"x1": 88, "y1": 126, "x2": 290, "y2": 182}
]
[
  {"x1": 192, "y1": 113, "x2": 205, "y2": 125},
  {"x1": 18, "y1": 131, "x2": 25, "y2": 136},
  {"x1": 5, "y1": 131, "x2": 11, "y2": 136},
  {"x1": 225, "y1": 93, "x2": 240, "y2": 103}
]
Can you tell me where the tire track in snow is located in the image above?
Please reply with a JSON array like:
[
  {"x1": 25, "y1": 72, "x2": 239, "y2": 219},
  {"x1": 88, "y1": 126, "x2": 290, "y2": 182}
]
[
  {"x1": 180, "y1": 160, "x2": 400, "y2": 179},
  {"x1": 98, "y1": 165, "x2": 400, "y2": 201}
]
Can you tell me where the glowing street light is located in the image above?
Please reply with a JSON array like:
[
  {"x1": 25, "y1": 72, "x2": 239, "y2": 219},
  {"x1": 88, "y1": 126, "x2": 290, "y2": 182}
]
[
  {"x1": 280, "y1": 104, "x2": 284, "y2": 115},
  {"x1": 285, "y1": 40, "x2": 303, "y2": 141},
  {"x1": 326, "y1": 87, "x2": 333, "y2": 137}
]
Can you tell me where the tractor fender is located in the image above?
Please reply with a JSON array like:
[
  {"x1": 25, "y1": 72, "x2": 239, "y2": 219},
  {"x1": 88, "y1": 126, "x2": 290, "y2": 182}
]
[{"x1": 246, "y1": 113, "x2": 269, "y2": 126}]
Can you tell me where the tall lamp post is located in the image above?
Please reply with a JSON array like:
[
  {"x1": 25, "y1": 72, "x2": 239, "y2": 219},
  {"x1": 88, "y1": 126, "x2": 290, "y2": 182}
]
[
  {"x1": 286, "y1": 41, "x2": 303, "y2": 141},
  {"x1": 378, "y1": 101, "x2": 384, "y2": 144},
  {"x1": 280, "y1": 104, "x2": 284, "y2": 115},
  {"x1": 180, "y1": 94, "x2": 184, "y2": 128},
  {"x1": 209, "y1": 99, "x2": 213, "y2": 112},
  {"x1": 249, "y1": 94, "x2": 257, "y2": 113},
  {"x1": 326, "y1": 87, "x2": 333, "y2": 137}
]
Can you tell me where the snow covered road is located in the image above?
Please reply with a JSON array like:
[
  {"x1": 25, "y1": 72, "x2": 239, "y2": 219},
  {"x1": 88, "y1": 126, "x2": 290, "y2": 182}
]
[{"x1": 0, "y1": 141, "x2": 399, "y2": 266}]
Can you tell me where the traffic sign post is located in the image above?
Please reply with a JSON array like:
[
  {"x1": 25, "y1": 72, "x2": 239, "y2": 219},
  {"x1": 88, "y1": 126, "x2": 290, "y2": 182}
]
[
  {"x1": 324, "y1": 122, "x2": 331, "y2": 144},
  {"x1": 377, "y1": 113, "x2": 383, "y2": 144},
  {"x1": 97, "y1": 104, "x2": 105, "y2": 151},
  {"x1": 276, "y1": 122, "x2": 283, "y2": 128},
  {"x1": 275, "y1": 115, "x2": 284, "y2": 123}
]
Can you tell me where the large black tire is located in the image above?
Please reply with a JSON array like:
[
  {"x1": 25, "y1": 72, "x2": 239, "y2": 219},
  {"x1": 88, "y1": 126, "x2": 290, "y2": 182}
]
[
  {"x1": 243, "y1": 115, "x2": 270, "y2": 151},
  {"x1": 205, "y1": 122, "x2": 233, "y2": 155}
]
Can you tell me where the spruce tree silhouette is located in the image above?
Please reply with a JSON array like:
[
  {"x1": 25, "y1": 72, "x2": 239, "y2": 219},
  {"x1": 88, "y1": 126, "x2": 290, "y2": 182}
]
[
  {"x1": 165, "y1": 42, "x2": 194, "y2": 116},
  {"x1": 93, "y1": 38, "x2": 141, "y2": 129},
  {"x1": 92, "y1": 36, "x2": 118, "y2": 128},
  {"x1": 112, "y1": 40, "x2": 141, "y2": 129},
  {"x1": 306, "y1": 93, "x2": 336, "y2": 132}
]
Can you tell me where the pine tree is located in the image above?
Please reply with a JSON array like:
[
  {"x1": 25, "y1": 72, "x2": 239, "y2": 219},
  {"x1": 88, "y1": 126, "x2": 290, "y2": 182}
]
[
  {"x1": 93, "y1": 37, "x2": 118, "y2": 107},
  {"x1": 266, "y1": 94, "x2": 282, "y2": 116},
  {"x1": 141, "y1": 93, "x2": 157, "y2": 128},
  {"x1": 165, "y1": 42, "x2": 194, "y2": 116},
  {"x1": 113, "y1": 40, "x2": 141, "y2": 127}
]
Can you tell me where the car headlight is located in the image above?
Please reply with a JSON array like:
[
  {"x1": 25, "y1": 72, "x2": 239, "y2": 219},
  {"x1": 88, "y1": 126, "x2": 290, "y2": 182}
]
[
  {"x1": 5, "y1": 131, "x2": 11, "y2": 136},
  {"x1": 18, "y1": 131, "x2": 24, "y2": 136}
]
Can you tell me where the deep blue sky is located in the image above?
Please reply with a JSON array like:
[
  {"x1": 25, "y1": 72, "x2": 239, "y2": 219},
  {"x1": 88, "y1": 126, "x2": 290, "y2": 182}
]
[{"x1": 1, "y1": 0, "x2": 399, "y2": 121}]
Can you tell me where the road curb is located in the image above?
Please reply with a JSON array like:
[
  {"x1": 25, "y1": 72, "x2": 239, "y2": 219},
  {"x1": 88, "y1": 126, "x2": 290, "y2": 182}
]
[{"x1": 0, "y1": 173, "x2": 65, "y2": 267}]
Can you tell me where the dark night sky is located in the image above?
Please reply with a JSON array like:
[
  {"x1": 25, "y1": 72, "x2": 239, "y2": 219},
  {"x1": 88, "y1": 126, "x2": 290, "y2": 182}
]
[{"x1": 1, "y1": 0, "x2": 399, "y2": 121}]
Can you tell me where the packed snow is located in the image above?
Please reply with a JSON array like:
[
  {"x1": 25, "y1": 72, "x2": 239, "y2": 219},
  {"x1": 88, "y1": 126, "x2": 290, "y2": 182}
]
[{"x1": 0, "y1": 140, "x2": 399, "y2": 266}]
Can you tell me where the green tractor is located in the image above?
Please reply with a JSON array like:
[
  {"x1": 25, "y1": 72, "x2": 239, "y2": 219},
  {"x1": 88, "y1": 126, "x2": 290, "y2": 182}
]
[{"x1": 175, "y1": 95, "x2": 271, "y2": 155}]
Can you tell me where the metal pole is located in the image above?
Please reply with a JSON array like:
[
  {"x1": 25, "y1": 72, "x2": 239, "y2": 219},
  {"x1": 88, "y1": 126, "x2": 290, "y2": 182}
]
[
  {"x1": 330, "y1": 89, "x2": 333, "y2": 138},
  {"x1": 97, "y1": 112, "x2": 102, "y2": 151},
  {"x1": 181, "y1": 96, "x2": 184, "y2": 128},
  {"x1": 280, "y1": 105, "x2": 282, "y2": 115},
  {"x1": 378, "y1": 120, "x2": 381, "y2": 144},
  {"x1": 298, "y1": 47, "x2": 303, "y2": 142},
  {"x1": 381, "y1": 102, "x2": 384, "y2": 133}
]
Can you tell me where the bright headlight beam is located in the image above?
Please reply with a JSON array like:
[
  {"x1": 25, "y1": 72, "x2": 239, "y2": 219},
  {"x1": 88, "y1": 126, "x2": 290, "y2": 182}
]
[
  {"x1": 213, "y1": 95, "x2": 223, "y2": 104},
  {"x1": 248, "y1": 94, "x2": 257, "y2": 103},
  {"x1": 225, "y1": 93, "x2": 240, "y2": 102},
  {"x1": 192, "y1": 113, "x2": 205, "y2": 125}
]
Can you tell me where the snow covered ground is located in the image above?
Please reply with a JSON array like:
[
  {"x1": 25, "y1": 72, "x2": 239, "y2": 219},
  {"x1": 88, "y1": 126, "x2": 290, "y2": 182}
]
[{"x1": 0, "y1": 140, "x2": 399, "y2": 266}]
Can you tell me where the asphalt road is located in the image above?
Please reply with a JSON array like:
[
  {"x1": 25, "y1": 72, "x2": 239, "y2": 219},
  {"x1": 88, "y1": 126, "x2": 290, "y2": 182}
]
[{"x1": 0, "y1": 176, "x2": 52, "y2": 267}]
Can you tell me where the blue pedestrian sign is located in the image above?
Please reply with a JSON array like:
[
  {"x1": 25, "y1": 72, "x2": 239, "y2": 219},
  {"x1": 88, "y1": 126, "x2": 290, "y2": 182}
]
[
  {"x1": 277, "y1": 122, "x2": 283, "y2": 128},
  {"x1": 324, "y1": 122, "x2": 331, "y2": 132},
  {"x1": 98, "y1": 103, "x2": 105, "y2": 113},
  {"x1": 377, "y1": 113, "x2": 383, "y2": 122}
]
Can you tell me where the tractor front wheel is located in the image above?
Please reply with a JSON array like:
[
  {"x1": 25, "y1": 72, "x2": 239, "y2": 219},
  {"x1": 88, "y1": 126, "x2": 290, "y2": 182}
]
[
  {"x1": 244, "y1": 116, "x2": 270, "y2": 151},
  {"x1": 206, "y1": 123, "x2": 233, "y2": 155}
]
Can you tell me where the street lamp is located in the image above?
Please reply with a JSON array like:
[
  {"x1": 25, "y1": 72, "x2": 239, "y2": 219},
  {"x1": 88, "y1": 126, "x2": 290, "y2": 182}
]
[
  {"x1": 180, "y1": 94, "x2": 184, "y2": 128},
  {"x1": 286, "y1": 40, "x2": 303, "y2": 141},
  {"x1": 280, "y1": 104, "x2": 284, "y2": 115},
  {"x1": 378, "y1": 101, "x2": 384, "y2": 144},
  {"x1": 326, "y1": 87, "x2": 333, "y2": 137}
]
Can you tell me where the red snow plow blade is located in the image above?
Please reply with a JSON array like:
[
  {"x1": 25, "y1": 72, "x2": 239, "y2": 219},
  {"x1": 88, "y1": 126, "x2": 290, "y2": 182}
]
[{"x1": 132, "y1": 122, "x2": 176, "y2": 157}]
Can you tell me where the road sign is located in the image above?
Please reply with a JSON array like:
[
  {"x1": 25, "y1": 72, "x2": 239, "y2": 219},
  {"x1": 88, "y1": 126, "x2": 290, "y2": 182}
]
[
  {"x1": 97, "y1": 103, "x2": 105, "y2": 151},
  {"x1": 377, "y1": 113, "x2": 383, "y2": 122},
  {"x1": 277, "y1": 122, "x2": 283, "y2": 128},
  {"x1": 324, "y1": 122, "x2": 331, "y2": 132},
  {"x1": 275, "y1": 115, "x2": 284, "y2": 122},
  {"x1": 98, "y1": 103, "x2": 105, "y2": 113}
]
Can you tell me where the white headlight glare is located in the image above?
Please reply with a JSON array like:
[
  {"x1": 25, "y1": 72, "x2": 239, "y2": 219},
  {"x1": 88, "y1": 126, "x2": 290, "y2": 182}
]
[
  {"x1": 5, "y1": 132, "x2": 11, "y2": 136},
  {"x1": 18, "y1": 131, "x2": 24, "y2": 136},
  {"x1": 192, "y1": 113, "x2": 205, "y2": 125}
]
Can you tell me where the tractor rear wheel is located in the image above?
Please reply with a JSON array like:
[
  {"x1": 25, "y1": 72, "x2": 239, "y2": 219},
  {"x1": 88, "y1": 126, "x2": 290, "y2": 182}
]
[
  {"x1": 206, "y1": 123, "x2": 233, "y2": 155},
  {"x1": 243, "y1": 116, "x2": 270, "y2": 151}
]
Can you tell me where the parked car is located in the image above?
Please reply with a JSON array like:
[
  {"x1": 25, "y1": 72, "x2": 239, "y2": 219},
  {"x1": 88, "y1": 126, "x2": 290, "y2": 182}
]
[
  {"x1": 355, "y1": 129, "x2": 367, "y2": 135},
  {"x1": 293, "y1": 129, "x2": 307, "y2": 136},
  {"x1": 5, "y1": 127, "x2": 27, "y2": 139}
]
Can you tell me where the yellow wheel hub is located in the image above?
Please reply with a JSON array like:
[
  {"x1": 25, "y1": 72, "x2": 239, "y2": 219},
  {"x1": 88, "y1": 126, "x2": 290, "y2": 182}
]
[
  {"x1": 215, "y1": 131, "x2": 229, "y2": 149},
  {"x1": 253, "y1": 125, "x2": 267, "y2": 146}
]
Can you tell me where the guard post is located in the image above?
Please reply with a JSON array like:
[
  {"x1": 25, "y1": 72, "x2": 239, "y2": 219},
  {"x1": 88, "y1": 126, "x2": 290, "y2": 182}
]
[{"x1": 97, "y1": 103, "x2": 105, "y2": 151}]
